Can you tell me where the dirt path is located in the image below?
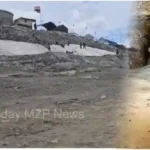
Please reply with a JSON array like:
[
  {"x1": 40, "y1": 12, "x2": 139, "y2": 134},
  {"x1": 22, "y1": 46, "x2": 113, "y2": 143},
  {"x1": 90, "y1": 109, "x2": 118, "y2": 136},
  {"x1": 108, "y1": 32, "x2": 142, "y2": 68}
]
[{"x1": 117, "y1": 72, "x2": 150, "y2": 148}]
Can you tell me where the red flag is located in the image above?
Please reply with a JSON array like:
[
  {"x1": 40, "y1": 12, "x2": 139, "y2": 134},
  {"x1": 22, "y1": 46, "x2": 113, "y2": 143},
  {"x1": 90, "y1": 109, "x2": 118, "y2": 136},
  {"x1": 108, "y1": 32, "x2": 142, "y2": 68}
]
[{"x1": 34, "y1": 6, "x2": 41, "y2": 13}]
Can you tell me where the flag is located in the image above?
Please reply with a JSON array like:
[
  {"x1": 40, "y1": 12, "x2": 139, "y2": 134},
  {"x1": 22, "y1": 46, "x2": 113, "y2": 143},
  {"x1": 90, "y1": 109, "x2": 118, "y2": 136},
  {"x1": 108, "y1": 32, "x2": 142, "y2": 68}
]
[{"x1": 34, "y1": 6, "x2": 41, "y2": 13}]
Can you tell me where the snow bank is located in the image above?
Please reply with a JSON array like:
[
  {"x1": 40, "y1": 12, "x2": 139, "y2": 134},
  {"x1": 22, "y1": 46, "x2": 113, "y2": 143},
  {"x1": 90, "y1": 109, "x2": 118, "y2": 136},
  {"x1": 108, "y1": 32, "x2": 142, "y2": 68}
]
[
  {"x1": 50, "y1": 44, "x2": 115, "y2": 56},
  {"x1": 0, "y1": 40, "x2": 49, "y2": 56},
  {"x1": 0, "y1": 40, "x2": 115, "y2": 57}
]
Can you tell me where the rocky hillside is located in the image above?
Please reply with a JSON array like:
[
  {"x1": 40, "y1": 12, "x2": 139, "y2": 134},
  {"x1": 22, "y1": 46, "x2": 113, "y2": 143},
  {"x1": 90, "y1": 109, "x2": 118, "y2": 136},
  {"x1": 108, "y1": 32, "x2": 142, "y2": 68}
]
[
  {"x1": 0, "y1": 25, "x2": 129, "y2": 72},
  {"x1": 98, "y1": 37, "x2": 127, "y2": 50},
  {"x1": 0, "y1": 51, "x2": 128, "y2": 74},
  {"x1": 0, "y1": 26, "x2": 127, "y2": 53}
]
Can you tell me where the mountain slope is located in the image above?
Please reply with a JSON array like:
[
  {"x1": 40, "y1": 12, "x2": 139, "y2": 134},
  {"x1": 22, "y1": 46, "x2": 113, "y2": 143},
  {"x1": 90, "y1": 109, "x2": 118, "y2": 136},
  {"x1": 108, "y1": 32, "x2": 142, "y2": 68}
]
[{"x1": 0, "y1": 26, "x2": 127, "y2": 53}]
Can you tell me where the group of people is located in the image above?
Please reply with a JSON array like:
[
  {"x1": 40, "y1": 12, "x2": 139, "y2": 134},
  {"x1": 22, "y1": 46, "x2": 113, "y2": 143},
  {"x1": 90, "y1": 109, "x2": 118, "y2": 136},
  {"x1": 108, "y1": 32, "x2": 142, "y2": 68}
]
[
  {"x1": 34, "y1": 22, "x2": 119, "y2": 56},
  {"x1": 80, "y1": 42, "x2": 86, "y2": 49},
  {"x1": 55, "y1": 41, "x2": 86, "y2": 49},
  {"x1": 55, "y1": 41, "x2": 70, "y2": 48},
  {"x1": 33, "y1": 23, "x2": 87, "y2": 50},
  {"x1": 80, "y1": 43, "x2": 86, "y2": 49}
]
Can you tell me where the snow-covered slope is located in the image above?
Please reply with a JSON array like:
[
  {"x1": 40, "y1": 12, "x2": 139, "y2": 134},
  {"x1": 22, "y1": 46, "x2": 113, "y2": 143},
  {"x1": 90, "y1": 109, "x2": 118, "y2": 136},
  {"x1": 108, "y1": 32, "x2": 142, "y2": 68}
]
[
  {"x1": 0, "y1": 40, "x2": 49, "y2": 56},
  {"x1": 0, "y1": 40, "x2": 115, "y2": 57},
  {"x1": 50, "y1": 44, "x2": 115, "y2": 56}
]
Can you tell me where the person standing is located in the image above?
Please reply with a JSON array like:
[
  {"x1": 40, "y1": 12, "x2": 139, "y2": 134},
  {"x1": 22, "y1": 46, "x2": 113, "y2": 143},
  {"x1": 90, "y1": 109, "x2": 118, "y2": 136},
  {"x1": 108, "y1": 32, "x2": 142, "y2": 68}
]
[
  {"x1": 34, "y1": 22, "x2": 37, "y2": 30},
  {"x1": 80, "y1": 42, "x2": 82, "y2": 49},
  {"x1": 83, "y1": 42, "x2": 86, "y2": 49},
  {"x1": 116, "y1": 48, "x2": 119, "y2": 56}
]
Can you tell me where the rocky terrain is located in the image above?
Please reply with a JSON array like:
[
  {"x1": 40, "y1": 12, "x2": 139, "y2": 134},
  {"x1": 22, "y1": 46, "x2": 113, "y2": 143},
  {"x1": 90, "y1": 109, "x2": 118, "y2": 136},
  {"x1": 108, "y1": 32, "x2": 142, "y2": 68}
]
[
  {"x1": 0, "y1": 51, "x2": 129, "y2": 74},
  {"x1": 0, "y1": 26, "x2": 127, "y2": 53},
  {"x1": 0, "y1": 25, "x2": 129, "y2": 73},
  {"x1": 0, "y1": 25, "x2": 135, "y2": 148}
]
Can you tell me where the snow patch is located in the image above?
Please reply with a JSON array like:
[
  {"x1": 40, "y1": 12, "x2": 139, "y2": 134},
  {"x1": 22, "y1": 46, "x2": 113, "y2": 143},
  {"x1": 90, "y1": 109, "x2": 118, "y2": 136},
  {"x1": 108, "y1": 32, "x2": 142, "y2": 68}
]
[
  {"x1": 50, "y1": 44, "x2": 115, "y2": 56},
  {"x1": 0, "y1": 40, "x2": 115, "y2": 57},
  {"x1": 0, "y1": 40, "x2": 49, "y2": 56}
]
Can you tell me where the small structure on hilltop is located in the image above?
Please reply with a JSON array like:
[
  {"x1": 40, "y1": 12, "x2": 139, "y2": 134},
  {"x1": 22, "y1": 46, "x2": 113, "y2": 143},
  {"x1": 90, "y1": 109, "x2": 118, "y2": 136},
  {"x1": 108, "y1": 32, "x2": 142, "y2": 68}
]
[
  {"x1": 14, "y1": 17, "x2": 36, "y2": 29},
  {"x1": 38, "y1": 21, "x2": 68, "y2": 33},
  {"x1": 0, "y1": 10, "x2": 14, "y2": 26},
  {"x1": 40, "y1": 21, "x2": 56, "y2": 31},
  {"x1": 54, "y1": 25, "x2": 68, "y2": 33}
]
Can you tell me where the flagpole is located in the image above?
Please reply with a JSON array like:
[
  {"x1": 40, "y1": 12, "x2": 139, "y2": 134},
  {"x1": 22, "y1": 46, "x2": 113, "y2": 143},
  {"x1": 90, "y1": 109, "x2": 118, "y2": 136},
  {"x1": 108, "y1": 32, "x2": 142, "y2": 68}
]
[
  {"x1": 34, "y1": 6, "x2": 42, "y2": 30},
  {"x1": 40, "y1": 11, "x2": 42, "y2": 30},
  {"x1": 40, "y1": 8, "x2": 42, "y2": 30}
]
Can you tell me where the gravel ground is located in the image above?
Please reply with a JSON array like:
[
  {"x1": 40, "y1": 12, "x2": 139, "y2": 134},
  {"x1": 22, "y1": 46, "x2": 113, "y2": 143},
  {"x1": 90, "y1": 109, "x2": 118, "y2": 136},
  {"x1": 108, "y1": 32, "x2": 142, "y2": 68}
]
[
  {"x1": 0, "y1": 67, "x2": 127, "y2": 148},
  {"x1": 1, "y1": 52, "x2": 149, "y2": 148},
  {"x1": 0, "y1": 51, "x2": 131, "y2": 148}
]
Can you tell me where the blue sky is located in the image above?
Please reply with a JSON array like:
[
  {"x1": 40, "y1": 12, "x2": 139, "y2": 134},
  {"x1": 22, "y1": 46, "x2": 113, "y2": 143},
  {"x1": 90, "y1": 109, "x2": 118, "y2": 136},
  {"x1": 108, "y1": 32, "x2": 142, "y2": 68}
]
[{"x1": 0, "y1": 1, "x2": 134, "y2": 46}]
